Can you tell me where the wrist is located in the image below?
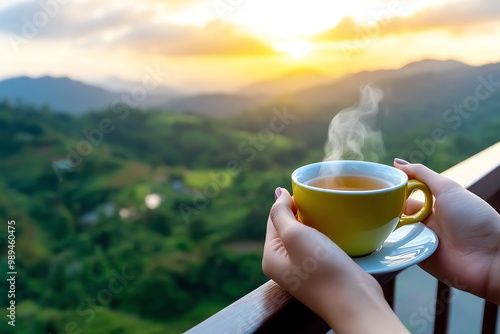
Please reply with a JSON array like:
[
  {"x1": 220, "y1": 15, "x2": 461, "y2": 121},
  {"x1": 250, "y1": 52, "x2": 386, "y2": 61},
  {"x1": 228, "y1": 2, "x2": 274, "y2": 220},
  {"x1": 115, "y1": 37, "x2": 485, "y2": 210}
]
[
  {"x1": 317, "y1": 281, "x2": 409, "y2": 333},
  {"x1": 487, "y1": 225, "x2": 500, "y2": 305}
]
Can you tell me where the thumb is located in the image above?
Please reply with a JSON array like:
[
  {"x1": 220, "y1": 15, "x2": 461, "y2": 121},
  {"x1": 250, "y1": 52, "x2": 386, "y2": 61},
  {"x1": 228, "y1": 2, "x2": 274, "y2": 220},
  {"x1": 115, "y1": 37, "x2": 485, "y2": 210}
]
[
  {"x1": 269, "y1": 187, "x2": 302, "y2": 242},
  {"x1": 394, "y1": 158, "x2": 461, "y2": 196}
]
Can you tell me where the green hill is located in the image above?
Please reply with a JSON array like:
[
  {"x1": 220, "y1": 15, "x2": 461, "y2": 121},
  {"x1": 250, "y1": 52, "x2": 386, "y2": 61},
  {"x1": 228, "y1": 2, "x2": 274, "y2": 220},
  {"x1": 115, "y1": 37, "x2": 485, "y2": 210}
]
[{"x1": 0, "y1": 101, "x2": 299, "y2": 333}]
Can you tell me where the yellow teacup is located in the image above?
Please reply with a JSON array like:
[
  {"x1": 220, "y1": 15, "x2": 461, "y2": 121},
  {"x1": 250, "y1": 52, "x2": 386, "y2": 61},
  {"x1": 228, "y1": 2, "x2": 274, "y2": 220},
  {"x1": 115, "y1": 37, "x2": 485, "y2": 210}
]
[{"x1": 291, "y1": 160, "x2": 433, "y2": 257}]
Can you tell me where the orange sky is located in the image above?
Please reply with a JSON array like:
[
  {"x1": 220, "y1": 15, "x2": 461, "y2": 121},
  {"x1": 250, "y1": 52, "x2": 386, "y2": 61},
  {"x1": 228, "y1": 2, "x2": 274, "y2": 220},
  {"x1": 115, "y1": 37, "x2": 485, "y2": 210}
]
[{"x1": 0, "y1": 0, "x2": 499, "y2": 92}]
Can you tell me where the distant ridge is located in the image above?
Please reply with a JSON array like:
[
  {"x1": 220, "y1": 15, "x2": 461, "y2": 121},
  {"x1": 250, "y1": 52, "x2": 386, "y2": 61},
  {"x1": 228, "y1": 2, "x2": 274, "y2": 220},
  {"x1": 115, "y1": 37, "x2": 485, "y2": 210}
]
[
  {"x1": 0, "y1": 75, "x2": 183, "y2": 114},
  {"x1": 0, "y1": 76, "x2": 118, "y2": 114},
  {"x1": 0, "y1": 59, "x2": 495, "y2": 116},
  {"x1": 287, "y1": 59, "x2": 480, "y2": 108},
  {"x1": 240, "y1": 68, "x2": 333, "y2": 96},
  {"x1": 398, "y1": 59, "x2": 469, "y2": 75},
  {"x1": 165, "y1": 93, "x2": 270, "y2": 117}
]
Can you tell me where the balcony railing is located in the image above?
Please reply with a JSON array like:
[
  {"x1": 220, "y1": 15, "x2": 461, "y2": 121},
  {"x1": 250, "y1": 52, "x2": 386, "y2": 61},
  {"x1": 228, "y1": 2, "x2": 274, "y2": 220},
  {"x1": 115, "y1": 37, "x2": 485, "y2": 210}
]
[{"x1": 187, "y1": 142, "x2": 500, "y2": 334}]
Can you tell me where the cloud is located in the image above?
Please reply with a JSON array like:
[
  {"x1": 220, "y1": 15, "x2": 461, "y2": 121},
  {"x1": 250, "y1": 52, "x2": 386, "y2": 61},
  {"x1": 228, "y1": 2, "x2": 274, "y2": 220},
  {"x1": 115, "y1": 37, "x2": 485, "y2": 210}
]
[
  {"x1": 155, "y1": 0, "x2": 201, "y2": 9},
  {"x1": 111, "y1": 20, "x2": 276, "y2": 56},
  {"x1": 388, "y1": 0, "x2": 500, "y2": 35},
  {"x1": 314, "y1": 17, "x2": 360, "y2": 42},
  {"x1": 0, "y1": 1, "x2": 143, "y2": 39},
  {"x1": 315, "y1": 0, "x2": 500, "y2": 42},
  {"x1": 0, "y1": 1, "x2": 274, "y2": 56}
]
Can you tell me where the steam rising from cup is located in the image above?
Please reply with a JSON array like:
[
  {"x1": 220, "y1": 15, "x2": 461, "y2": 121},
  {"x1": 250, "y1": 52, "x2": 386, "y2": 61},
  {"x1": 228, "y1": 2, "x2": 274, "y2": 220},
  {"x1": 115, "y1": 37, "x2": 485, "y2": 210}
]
[{"x1": 320, "y1": 85, "x2": 385, "y2": 175}]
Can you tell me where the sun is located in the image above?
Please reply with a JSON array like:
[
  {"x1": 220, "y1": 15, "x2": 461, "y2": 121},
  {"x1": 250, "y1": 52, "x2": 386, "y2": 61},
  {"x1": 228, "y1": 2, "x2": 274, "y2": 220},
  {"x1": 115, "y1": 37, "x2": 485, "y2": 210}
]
[
  {"x1": 273, "y1": 41, "x2": 314, "y2": 59},
  {"x1": 228, "y1": 0, "x2": 347, "y2": 40}
]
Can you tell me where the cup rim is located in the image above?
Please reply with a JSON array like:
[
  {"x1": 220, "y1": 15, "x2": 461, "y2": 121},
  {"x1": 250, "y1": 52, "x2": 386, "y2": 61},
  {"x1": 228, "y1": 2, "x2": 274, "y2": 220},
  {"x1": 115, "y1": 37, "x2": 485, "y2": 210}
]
[{"x1": 291, "y1": 160, "x2": 408, "y2": 195}]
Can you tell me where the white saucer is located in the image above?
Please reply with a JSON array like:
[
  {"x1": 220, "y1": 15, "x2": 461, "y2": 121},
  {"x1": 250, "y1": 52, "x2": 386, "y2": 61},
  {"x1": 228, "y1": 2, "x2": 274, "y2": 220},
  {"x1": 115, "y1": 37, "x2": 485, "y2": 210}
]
[{"x1": 353, "y1": 223, "x2": 438, "y2": 274}]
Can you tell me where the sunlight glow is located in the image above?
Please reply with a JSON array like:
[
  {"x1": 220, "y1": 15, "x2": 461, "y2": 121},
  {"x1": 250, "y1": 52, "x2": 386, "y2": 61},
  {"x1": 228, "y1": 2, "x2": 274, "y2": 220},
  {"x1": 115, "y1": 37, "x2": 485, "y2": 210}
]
[
  {"x1": 273, "y1": 41, "x2": 314, "y2": 59},
  {"x1": 145, "y1": 194, "x2": 162, "y2": 210},
  {"x1": 229, "y1": 0, "x2": 349, "y2": 39}
]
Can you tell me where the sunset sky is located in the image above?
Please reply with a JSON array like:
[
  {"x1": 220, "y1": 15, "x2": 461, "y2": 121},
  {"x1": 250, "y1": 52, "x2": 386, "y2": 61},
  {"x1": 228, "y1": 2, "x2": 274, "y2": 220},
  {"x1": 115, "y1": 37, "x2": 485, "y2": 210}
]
[{"x1": 0, "y1": 0, "x2": 499, "y2": 92}]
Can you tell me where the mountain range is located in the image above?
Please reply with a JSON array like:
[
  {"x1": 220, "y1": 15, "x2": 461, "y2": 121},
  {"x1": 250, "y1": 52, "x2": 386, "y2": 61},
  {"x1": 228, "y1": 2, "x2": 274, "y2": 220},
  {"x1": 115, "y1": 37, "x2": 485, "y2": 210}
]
[
  {"x1": 0, "y1": 59, "x2": 499, "y2": 116},
  {"x1": 0, "y1": 75, "x2": 179, "y2": 114}
]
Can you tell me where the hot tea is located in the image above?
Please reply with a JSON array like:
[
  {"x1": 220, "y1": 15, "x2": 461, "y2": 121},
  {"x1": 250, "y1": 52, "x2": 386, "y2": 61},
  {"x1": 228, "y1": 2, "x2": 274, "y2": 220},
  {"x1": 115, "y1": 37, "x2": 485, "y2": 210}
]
[{"x1": 307, "y1": 175, "x2": 390, "y2": 191}]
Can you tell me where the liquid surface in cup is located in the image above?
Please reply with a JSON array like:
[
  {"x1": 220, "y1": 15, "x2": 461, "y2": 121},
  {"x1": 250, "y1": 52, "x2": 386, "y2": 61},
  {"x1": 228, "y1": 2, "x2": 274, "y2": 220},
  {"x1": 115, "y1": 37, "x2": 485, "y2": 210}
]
[{"x1": 307, "y1": 175, "x2": 391, "y2": 191}]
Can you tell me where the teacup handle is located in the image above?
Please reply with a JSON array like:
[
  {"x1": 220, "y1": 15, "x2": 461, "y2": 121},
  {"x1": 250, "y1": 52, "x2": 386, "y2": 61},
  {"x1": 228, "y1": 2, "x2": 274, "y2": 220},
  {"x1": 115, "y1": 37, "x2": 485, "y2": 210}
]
[{"x1": 397, "y1": 179, "x2": 433, "y2": 228}]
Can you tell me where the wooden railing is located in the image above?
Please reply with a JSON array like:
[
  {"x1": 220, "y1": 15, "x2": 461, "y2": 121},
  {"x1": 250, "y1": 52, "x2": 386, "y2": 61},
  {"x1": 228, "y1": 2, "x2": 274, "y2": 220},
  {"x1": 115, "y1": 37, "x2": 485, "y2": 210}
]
[{"x1": 187, "y1": 142, "x2": 500, "y2": 334}]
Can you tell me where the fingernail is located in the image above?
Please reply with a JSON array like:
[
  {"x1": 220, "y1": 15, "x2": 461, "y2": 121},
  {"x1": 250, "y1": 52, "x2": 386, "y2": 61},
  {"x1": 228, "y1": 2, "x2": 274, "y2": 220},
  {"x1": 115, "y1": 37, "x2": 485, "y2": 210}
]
[
  {"x1": 274, "y1": 187, "x2": 282, "y2": 200},
  {"x1": 395, "y1": 158, "x2": 409, "y2": 165}
]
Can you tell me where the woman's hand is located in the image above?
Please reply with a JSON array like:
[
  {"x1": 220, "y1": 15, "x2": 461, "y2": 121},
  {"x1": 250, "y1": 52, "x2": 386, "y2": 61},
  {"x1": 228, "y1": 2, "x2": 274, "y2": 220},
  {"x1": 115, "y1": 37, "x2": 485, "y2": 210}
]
[
  {"x1": 395, "y1": 159, "x2": 500, "y2": 304},
  {"x1": 262, "y1": 187, "x2": 409, "y2": 333}
]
